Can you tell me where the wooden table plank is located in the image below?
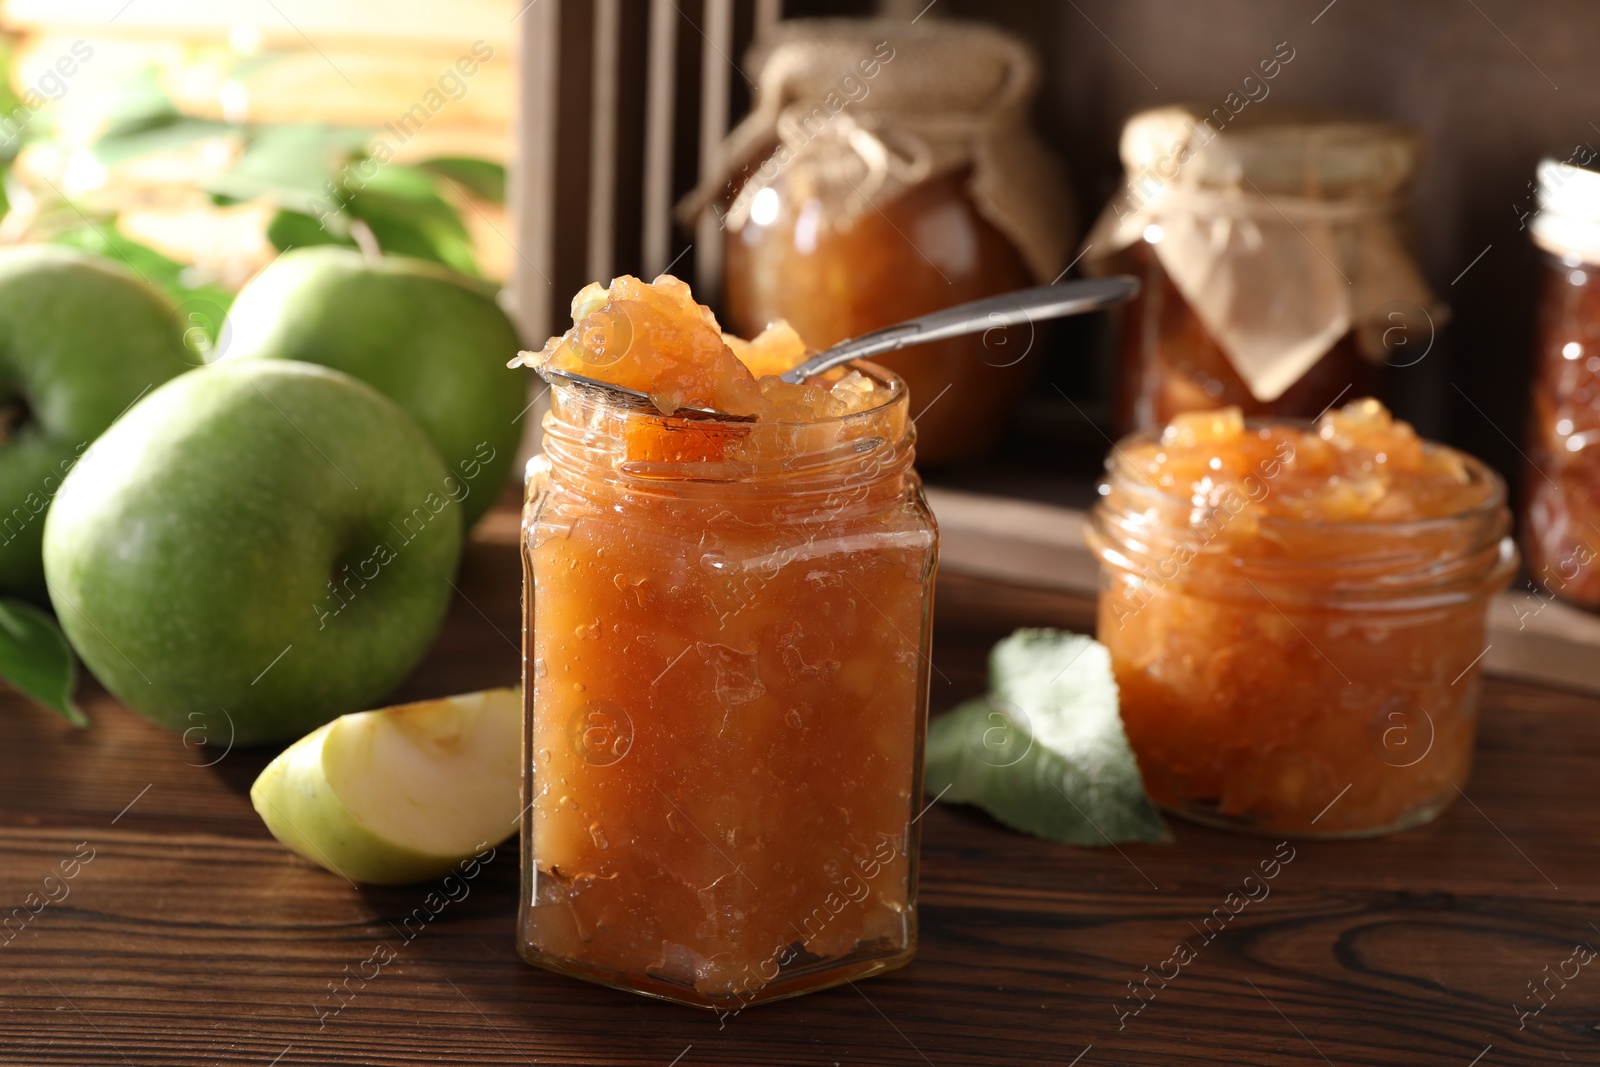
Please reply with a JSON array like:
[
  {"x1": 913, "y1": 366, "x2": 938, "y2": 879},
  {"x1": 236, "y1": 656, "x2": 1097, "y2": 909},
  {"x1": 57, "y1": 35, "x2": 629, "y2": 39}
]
[{"x1": 1, "y1": 514, "x2": 1597, "y2": 1066}]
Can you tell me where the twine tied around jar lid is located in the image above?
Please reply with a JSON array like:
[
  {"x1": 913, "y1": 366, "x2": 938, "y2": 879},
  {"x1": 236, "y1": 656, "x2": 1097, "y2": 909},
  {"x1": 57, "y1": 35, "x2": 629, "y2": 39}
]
[
  {"x1": 1081, "y1": 105, "x2": 1441, "y2": 404},
  {"x1": 1531, "y1": 157, "x2": 1600, "y2": 264},
  {"x1": 677, "y1": 18, "x2": 1075, "y2": 285}
]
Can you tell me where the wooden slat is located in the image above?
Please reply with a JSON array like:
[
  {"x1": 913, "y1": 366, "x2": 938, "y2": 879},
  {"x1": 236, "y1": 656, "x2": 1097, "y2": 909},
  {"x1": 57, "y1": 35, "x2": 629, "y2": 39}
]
[
  {"x1": 641, "y1": 0, "x2": 679, "y2": 278},
  {"x1": 586, "y1": 0, "x2": 620, "y2": 287},
  {"x1": 693, "y1": 0, "x2": 734, "y2": 300},
  {"x1": 927, "y1": 485, "x2": 1600, "y2": 696},
  {"x1": 509, "y1": 0, "x2": 561, "y2": 342},
  {"x1": 1488, "y1": 578, "x2": 1600, "y2": 693},
  {"x1": 755, "y1": 0, "x2": 782, "y2": 37},
  {"x1": 508, "y1": 0, "x2": 561, "y2": 471}
]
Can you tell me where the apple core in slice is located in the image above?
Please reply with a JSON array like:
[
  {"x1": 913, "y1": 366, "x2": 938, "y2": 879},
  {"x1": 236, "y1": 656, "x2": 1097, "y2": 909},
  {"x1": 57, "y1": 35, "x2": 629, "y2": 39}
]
[{"x1": 251, "y1": 687, "x2": 520, "y2": 885}]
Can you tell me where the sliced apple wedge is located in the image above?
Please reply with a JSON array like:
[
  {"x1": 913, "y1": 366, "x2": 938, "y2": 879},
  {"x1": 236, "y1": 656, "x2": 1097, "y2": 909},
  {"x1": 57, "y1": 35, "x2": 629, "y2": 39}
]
[{"x1": 250, "y1": 687, "x2": 521, "y2": 885}]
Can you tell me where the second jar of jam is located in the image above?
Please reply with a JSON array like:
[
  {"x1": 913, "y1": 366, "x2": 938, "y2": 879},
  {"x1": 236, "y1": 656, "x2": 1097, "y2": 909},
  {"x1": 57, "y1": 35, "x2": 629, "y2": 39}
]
[
  {"x1": 1086, "y1": 400, "x2": 1515, "y2": 837},
  {"x1": 1524, "y1": 156, "x2": 1600, "y2": 608},
  {"x1": 1083, "y1": 105, "x2": 1438, "y2": 434},
  {"x1": 689, "y1": 19, "x2": 1075, "y2": 465}
]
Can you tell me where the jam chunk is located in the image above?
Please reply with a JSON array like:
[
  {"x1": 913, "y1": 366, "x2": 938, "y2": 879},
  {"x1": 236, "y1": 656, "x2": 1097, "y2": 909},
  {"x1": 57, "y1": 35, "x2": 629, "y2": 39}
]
[
  {"x1": 523, "y1": 274, "x2": 882, "y2": 421},
  {"x1": 1130, "y1": 399, "x2": 1488, "y2": 524}
]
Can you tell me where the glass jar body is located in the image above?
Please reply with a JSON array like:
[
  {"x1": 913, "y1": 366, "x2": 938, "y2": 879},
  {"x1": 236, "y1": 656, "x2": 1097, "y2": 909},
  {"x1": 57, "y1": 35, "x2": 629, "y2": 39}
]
[
  {"x1": 1087, "y1": 441, "x2": 1515, "y2": 837},
  {"x1": 516, "y1": 378, "x2": 938, "y2": 1010},
  {"x1": 725, "y1": 166, "x2": 1036, "y2": 466},
  {"x1": 1523, "y1": 250, "x2": 1600, "y2": 607},
  {"x1": 1108, "y1": 239, "x2": 1379, "y2": 434}
]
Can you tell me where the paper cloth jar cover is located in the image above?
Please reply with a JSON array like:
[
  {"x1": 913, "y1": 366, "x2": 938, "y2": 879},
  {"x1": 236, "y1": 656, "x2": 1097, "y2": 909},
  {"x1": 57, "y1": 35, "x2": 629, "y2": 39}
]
[{"x1": 1081, "y1": 105, "x2": 1440, "y2": 433}]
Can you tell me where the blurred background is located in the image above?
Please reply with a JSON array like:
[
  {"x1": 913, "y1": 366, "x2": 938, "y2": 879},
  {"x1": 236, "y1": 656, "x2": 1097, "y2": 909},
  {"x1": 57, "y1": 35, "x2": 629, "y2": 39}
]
[
  {"x1": 0, "y1": 0, "x2": 514, "y2": 310},
  {"x1": 2, "y1": 0, "x2": 1595, "y2": 508}
]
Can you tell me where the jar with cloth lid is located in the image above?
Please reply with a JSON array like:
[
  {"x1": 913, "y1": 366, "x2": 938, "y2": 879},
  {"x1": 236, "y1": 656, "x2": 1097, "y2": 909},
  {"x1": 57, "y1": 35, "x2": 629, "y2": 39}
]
[
  {"x1": 1082, "y1": 106, "x2": 1439, "y2": 433},
  {"x1": 682, "y1": 19, "x2": 1075, "y2": 465},
  {"x1": 1523, "y1": 155, "x2": 1600, "y2": 608}
]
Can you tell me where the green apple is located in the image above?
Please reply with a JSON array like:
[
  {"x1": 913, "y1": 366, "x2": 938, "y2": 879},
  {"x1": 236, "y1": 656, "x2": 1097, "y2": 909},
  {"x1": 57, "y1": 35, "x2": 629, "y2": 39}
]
[
  {"x1": 0, "y1": 245, "x2": 191, "y2": 593},
  {"x1": 219, "y1": 248, "x2": 525, "y2": 528},
  {"x1": 251, "y1": 686, "x2": 521, "y2": 885},
  {"x1": 42, "y1": 360, "x2": 462, "y2": 745}
]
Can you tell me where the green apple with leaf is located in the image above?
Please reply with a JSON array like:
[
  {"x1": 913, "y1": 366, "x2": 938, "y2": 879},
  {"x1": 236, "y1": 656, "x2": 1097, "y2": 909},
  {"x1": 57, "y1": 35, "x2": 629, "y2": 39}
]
[
  {"x1": 0, "y1": 245, "x2": 191, "y2": 593},
  {"x1": 219, "y1": 247, "x2": 525, "y2": 527},
  {"x1": 42, "y1": 360, "x2": 462, "y2": 745},
  {"x1": 252, "y1": 686, "x2": 521, "y2": 884}
]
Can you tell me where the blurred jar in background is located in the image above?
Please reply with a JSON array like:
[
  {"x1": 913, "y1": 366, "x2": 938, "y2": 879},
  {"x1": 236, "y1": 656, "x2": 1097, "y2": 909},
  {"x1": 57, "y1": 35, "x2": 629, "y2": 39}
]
[
  {"x1": 684, "y1": 19, "x2": 1075, "y2": 466},
  {"x1": 1524, "y1": 157, "x2": 1600, "y2": 608},
  {"x1": 1082, "y1": 106, "x2": 1438, "y2": 434}
]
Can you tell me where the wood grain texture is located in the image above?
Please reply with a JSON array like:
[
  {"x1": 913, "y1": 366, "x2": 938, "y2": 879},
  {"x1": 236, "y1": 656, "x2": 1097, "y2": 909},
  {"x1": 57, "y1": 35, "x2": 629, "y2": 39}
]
[{"x1": 1, "y1": 508, "x2": 1597, "y2": 1066}]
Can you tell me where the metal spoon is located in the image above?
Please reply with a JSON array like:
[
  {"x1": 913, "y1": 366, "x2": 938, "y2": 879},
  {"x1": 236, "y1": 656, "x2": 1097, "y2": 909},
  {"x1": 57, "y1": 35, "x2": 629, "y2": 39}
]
[{"x1": 535, "y1": 275, "x2": 1140, "y2": 420}]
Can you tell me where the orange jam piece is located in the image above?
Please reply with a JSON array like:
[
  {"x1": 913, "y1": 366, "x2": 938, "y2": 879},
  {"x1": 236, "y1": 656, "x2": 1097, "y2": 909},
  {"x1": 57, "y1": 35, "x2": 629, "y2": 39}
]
[
  {"x1": 1091, "y1": 400, "x2": 1513, "y2": 835},
  {"x1": 619, "y1": 416, "x2": 749, "y2": 464}
]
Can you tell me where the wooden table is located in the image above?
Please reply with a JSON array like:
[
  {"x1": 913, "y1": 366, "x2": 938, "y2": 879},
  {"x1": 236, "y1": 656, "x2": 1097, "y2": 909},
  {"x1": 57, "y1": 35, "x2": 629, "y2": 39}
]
[{"x1": 2, "y1": 508, "x2": 1597, "y2": 1066}]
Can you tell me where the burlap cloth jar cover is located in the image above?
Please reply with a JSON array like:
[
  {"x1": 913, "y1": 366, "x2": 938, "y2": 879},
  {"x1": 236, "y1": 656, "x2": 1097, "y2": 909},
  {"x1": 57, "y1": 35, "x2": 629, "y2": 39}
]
[
  {"x1": 681, "y1": 18, "x2": 1074, "y2": 289},
  {"x1": 1082, "y1": 105, "x2": 1439, "y2": 404}
]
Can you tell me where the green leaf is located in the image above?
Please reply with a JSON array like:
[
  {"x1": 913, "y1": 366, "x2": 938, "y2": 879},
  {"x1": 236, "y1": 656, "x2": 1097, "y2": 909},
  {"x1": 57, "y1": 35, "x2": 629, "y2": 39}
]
[
  {"x1": 346, "y1": 164, "x2": 478, "y2": 274},
  {"x1": 354, "y1": 209, "x2": 478, "y2": 276},
  {"x1": 202, "y1": 123, "x2": 370, "y2": 208},
  {"x1": 0, "y1": 598, "x2": 86, "y2": 727},
  {"x1": 51, "y1": 225, "x2": 234, "y2": 335},
  {"x1": 0, "y1": 35, "x2": 24, "y2": 119},
  {"x1": 91, "y1": 65, "x2": 183, "y2": 142},
  {"x1": 93, "y1": 116, "x2": 234, "y2": 167},
  {"x1": 0, "y1": 36, "x2": 24, "y2": 164},
  {"x1": 266, "y1": 207, "x2": 350, "y2": 250},
  {"x1": 416, "y1": 157, "x2": 506, "y2": 203},
  {"x1": 265, "y1": 163, "x2": 481, "y2": 276},
  {"x1": 925, "y1": 629, "x2": 1167, "y2": 846},
  {"x1": 353, "y1": 164, "x2": 471, "y2": 239}
]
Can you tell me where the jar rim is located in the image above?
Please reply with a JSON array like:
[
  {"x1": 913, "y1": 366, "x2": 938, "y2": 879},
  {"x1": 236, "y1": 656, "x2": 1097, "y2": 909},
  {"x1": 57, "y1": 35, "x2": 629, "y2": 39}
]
[
  {"x1": 540, "y1": 359, "x2": 916, "y2": 495},
  {"x1": 1089, "y1": 419, "x2": 1518, "y2": 610},
  {"x1": 548, "y1": 358, "x2": 907, "y2": 429}
]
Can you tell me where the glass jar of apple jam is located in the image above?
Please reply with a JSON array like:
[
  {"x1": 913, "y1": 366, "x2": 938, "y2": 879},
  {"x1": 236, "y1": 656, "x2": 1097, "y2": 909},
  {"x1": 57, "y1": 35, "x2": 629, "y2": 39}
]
[
  {"x1": 1524, "y1": 157, "x2": 1600, "y2": 607},
  {"x1": 686, "y1": 19, "x2": 1075, "y2": 466},
  {"x1": 1086, "y1": 401, "x2": 1516, "y2": 837},
  {"x1": 515, "y1": 283, "x2": 938, "y2": 1010},
  {"x1": 1081, "y1": 106, "x2": 1436, "y2": 434}
]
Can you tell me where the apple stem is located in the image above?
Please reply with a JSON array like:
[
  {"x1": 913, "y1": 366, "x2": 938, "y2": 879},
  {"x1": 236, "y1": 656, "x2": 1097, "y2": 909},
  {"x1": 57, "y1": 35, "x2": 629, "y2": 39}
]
[{"x1": 349, "y1": 219, "x2": 383, "y2": 263}]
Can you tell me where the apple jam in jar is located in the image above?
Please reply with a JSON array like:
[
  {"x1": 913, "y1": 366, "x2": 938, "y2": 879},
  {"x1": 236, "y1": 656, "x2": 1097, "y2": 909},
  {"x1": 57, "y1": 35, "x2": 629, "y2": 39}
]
[
  {"x1": 1081, "y1": 106, "x2": 1435, "y2": 434},
  {"x1": 1086, "y1": 401, "x2": 1515, "y2": 837},
  {"x1": 690, "y1": 19, "x2": 1076, "y2": 466},
  {"x1": 1524, "y1": 157, "x2": 1600, "y2": 607},
  {"x1": 514, "y1": 276, "x2": 938, "y2": 1010}
]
